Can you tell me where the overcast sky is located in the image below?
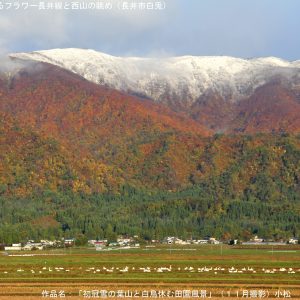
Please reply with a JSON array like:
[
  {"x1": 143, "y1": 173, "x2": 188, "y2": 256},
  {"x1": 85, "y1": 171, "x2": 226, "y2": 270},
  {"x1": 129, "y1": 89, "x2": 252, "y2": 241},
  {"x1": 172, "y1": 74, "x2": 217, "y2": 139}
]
[{"x1": 0, "y1": 0, "x2": 300, "y2": 60}]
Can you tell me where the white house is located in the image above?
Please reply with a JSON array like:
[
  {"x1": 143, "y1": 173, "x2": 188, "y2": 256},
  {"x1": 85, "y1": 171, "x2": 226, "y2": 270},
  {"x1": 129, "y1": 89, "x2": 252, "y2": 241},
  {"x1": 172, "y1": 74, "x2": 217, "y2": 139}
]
[{"x1": 4, "y1": 243, "x2": 22, "y2": 251}]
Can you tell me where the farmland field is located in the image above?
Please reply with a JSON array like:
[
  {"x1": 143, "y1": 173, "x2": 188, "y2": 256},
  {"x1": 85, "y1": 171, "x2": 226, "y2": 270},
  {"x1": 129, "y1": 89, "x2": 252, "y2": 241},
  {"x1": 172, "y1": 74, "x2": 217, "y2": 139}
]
[{"x1": 0, "y1": 245, "x2": 299, "y2": 299}]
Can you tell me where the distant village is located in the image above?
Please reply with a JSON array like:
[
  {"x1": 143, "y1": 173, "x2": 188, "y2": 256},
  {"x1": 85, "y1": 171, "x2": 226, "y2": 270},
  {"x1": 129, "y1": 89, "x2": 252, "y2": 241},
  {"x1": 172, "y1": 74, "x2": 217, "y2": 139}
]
[{"x1": 1, "y1": 235, "x2": 299, "y2": 251}]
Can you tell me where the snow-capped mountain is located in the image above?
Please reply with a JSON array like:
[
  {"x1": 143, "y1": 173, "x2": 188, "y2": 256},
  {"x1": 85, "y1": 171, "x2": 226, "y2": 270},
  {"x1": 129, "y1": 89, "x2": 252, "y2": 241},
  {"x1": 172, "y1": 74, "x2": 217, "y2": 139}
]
[{"x1": 10, "y1": 48, "x2": 300, "y2": 106}]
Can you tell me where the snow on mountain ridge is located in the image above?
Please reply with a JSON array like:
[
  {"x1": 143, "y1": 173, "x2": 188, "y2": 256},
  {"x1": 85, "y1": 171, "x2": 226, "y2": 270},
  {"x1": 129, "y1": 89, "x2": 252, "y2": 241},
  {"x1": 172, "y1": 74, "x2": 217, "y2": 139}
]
[{"x1": 10, "y1": 48, "x2": 300, "y2": 105}]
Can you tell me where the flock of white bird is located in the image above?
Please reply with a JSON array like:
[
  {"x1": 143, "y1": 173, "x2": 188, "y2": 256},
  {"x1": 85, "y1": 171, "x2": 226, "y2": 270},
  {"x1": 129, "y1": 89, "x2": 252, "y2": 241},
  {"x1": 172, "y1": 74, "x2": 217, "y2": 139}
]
[{"x1": 2, "y1": 265, "x2": 299, "y2": 275}]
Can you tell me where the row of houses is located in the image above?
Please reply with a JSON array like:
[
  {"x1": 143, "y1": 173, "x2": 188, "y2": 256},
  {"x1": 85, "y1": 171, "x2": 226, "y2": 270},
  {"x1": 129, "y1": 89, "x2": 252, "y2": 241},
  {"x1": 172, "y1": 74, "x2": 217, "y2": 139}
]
[
  {"x1": 161, "y1": 236, "x2": 299, "y2": 246},
  {"x1": 2, "y1": 236, "x2": 298, "y2": 251},
  {"x1": 162, "y1": 237, "x2": 221, "y2": 245},
  {"x1": 3, "y1": 238, "x2": 75, "y2": 251},
  {"x1": 88, "y1": 237, "x2": 140, "y2": 249},
  {"x1": 241, "y1": 236, "x2": 299, "y2": 246},
  {"x1": 88, "y1": 236, "x2": 221, "y2": 247}
]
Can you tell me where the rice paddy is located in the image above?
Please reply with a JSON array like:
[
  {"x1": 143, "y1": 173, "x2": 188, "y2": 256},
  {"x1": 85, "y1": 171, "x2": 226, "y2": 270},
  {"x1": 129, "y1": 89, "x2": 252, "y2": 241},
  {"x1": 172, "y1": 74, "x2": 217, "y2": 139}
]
[{"x1": 0, "y1": 244, "x2": 299, "y2": 299}]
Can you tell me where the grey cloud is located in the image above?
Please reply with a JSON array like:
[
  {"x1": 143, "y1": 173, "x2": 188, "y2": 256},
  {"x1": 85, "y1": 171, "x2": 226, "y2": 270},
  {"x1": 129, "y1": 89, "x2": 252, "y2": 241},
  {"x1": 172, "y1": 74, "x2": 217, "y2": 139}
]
[
  {"x1": 0, "y1": 0, "x2": 300, "y2": 60},
  {"x1": 0, "y1": 9, "x2": 68, "y2": 51}
]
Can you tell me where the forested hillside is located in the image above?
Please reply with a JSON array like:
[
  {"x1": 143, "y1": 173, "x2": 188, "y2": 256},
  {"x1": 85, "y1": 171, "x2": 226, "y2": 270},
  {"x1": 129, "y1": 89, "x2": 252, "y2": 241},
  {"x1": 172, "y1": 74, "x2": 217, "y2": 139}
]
[{"x1": 0, "y1": 63, "x2": 299, "y2": 243}]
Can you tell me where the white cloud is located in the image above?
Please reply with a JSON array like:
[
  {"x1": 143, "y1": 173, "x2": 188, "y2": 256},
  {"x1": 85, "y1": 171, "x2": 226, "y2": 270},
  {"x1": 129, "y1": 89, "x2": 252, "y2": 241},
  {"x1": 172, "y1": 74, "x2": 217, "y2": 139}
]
[
  {"x1": 0, "y1": 0, "x2": 177, "y2": 55},
  {"x1": 0, "y1": 0, "x2": 299, "y2": 60},
  {"x1": 0, "y1": 9, "x2": 68, "y2": 52}
]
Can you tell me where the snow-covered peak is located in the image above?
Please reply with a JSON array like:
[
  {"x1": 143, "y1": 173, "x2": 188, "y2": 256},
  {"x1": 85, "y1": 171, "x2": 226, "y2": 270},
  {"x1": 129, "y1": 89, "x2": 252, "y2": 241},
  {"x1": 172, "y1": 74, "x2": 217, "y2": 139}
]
[
  {"x1": 250, "y1": 56, "x2": 291, "y2": 67},
  {"x1": 10, "y1": 48, "x2": 300, "y2": 104}
]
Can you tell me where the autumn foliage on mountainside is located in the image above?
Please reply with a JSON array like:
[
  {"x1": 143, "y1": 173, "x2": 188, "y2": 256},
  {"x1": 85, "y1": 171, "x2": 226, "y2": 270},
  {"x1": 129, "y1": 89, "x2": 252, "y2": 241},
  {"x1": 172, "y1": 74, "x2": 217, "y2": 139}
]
[
  {"x1": 189, "y1": 82, "x2": 300, "y2": 134},
  {"x1": 0, "y1": 62, "x2": 299, "y2": 242},
  {"x1": 231, "y1": 82, "x2": 300, "y2": 133}
]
